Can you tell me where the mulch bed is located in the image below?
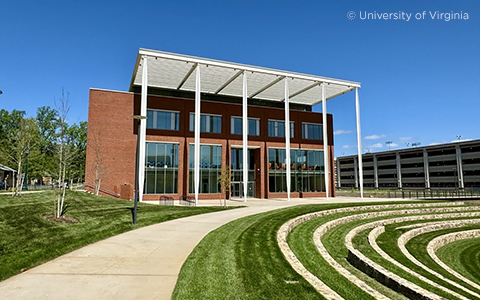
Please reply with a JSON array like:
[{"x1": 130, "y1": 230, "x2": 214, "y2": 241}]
[{"x1": 43, "y1": 215, "x2": 79, "y2": 223}]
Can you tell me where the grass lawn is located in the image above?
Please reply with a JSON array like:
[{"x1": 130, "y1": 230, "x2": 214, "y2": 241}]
[
  {"x1": 0, "y1": 190, "x2": 233, "y2": 282},
  {"x1": 404, "y1": 226, "x2": 480, "y2": 295},
  {"x1": 173, "y1": 200, "x2": 480, "y2": 299},
  {"x1": 436, "y1": 237, "x2": 480, "y2": 286},
  {"x1": 173, "y1": 201, "x2": 425, "y2": 299},
  {"x1": 172, "y1": 205, "x2": 327, "y2": 300}
]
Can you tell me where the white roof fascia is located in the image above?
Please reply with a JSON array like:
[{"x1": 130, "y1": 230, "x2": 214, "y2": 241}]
[{"x1": 136, "y1": 48, "x2": 361, "y2": 89}]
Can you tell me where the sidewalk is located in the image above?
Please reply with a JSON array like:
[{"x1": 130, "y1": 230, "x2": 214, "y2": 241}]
[{"x1": 0, "y1": 196, "x2": 408, "y2": 300}]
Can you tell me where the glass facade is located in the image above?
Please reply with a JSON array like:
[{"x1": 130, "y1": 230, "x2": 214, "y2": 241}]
[
  {"x1": 189, "y1": 113, "x2": 222, "y2": 133},
  {"x1": 231, "y1": 117, "x2": 260, "y2": 136},
  {"x1": 146, "y1": 109, "x2": 180, "y2": 131},
  {"x1": 302, "y1": 123, "x2": 323, "y2": 140},
  {"x1": 268, "y1": 148, "x2": 325, "y2": 193},
  {"x1": 145, "y1": 142, "x2": 179, "y2": 194},
  {"x1": 188, "y1": 145, "x2": 222, "y2": 193},
  {"x1": 268, "y1": 120, "x2": 294, "y2": 138},
  {"x1": 230, "y1": 148, "x2": 255, "y2": 197}
]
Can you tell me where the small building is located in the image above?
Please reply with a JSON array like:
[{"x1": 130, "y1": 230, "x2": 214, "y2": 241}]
[
  {"x1": 85, "y1": 49, "x2": 364, "y2": 201},
  {"x1": 0, "y1": 164, "x2": 15, "y2": 189},
  {"x1": 336, "y1": 139, "x2": 480, "y2": 190}
]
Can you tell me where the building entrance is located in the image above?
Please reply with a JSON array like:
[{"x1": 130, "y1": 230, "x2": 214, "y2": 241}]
[{"x1": 230, "y1": 148, "x2": 256, "y2": 198}]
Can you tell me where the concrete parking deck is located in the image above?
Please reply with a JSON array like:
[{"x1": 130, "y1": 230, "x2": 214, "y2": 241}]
[{"x1": 0, "y1": 197, "x2": 408, "y2": 300}]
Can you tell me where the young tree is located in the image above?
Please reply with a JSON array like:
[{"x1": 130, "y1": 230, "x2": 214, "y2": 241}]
[
  {"x1": 54, "y1": 89, "x2": 73, "y2": 217},
  {"x1": 88, "y1": 130, "x2": 106, "y2": 195},
  {"x1": 217, "y1": 165, "x2": 231, "y2": 207}
]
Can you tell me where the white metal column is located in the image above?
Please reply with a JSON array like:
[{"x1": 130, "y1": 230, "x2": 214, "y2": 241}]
[
  {"x1": 285, "y1": 79, "x2": 291, "y2": 201},
  {"x1": 373, "y1": 155, "x2": 379, "y2": 189},
  {"x1": 355, "y1": 88, "x2": 364, "y2": 198},
  {"x1": 242, "y1": 72, "x2": 248, "y2": 202},
  {"x1": 321, "y1": 83, "x2": 329, "y2": 198},
  {"x1": 353, "y1": 156, "x2": 359, "y2": 188},
  {"x1": 138, "y1": 55, "x2": 148, "y2": 202},
  {"x1": 194, "y1": 66, "x2": 201, "y2": 205},
  {"x1": 423, "y1": 149, "x2": 430, "y2": 189},
  {"x1": 455, "y1": 145, "x2": 464, "y2": 189},
  {"x1": 396, "y1": 152, "x2": 402, "y2": 189},
  {"x1": 336, "y1": 159, "x2": 341, "y2": 188},
  {"x1": 395, "y1": 152, "x2": 403, "y2": 189}
]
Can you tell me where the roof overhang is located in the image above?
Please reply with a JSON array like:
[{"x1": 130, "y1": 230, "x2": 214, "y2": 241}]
[
  {"x1": 0, "y1": 164, "x2": 16, "y2": 172},
  {"x1": 129, "y1": 48, "x2": 360, "y2": 106}
]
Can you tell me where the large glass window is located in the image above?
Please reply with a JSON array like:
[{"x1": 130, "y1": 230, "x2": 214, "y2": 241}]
[
  {"x1": 302, "y1": 123, "x2": 323, "y2": 140},
  {"x1": 268, "y1": 120, "x2": 294, "y2": 138},
  {"x1": 145, "y1": 142, "x2": 179, "y2": 194},
  {"x1": 268, "y1": 148, "x2": 324, "y2": 193},
  {"x1": 146, "y1": 110, "x2": 180, "y2": 131},
  {"x1": 231, "y1": 117, "x2": 260, "y2": 136},
  {"x1": 189, "y1": 113, "x2": 222, "y2": 133},
  {"x1": 188, "y1": 145, "x2": 222, "y2": 193}
]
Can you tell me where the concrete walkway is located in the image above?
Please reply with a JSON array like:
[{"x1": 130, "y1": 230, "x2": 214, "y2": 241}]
[{"x1": 0, "y1": 196, "x2": 408, "y2": 300}]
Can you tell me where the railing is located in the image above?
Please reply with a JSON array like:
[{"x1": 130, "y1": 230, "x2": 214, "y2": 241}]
[
  {"x1": 387, "y1": 189, "x2": 480, "y2": 199},
  {"x1": 159, "y1": 196, "x2": 174, "y2": 206},
  {"x1": 180, "y1": 195, "x2": 196, "y2": 206}
]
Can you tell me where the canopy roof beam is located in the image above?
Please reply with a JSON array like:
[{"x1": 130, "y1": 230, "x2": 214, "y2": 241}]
[
  {"x1": 249, "y1": 76, "x2": 285, "y2": 98},
  {"x1": 215, "y1": 70, "x2": 243, "y2": 94},
  {"x1": 286, "y1": 82, "x2": 320, "y2": 101},
  {"x1": 177, "y1": 63, "x2": 197, "y2": 90}
]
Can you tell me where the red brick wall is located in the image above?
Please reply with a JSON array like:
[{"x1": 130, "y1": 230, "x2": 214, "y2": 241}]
[
  {"x1": 85, "y1": 89, "x2": 137, "y2": 198},
  {"x1": 86, "y1": 89, "x2": 336, "y2": 199}
]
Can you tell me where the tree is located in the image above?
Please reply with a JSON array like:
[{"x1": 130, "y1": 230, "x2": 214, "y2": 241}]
[
  {"x1": 0, "y1": 109, "x2": 26, "y2": 167},
  {"x1": 66, "y1": 121, "x2": 87, "y2": 185},
  {"x1": 54, "y1": 89, "x2": 74, "y2": 217},
  {"x1": 34, "y1": 106, "x2": 59, "y2": 183},
  {"x1": 217, "y1": 165, "x2": 231, "y2": 207},
  {"x1": 88, "y1": 129, "x2": 106, "y2": 195},
  {"x1": 0, "y1": 114, "x2": 39, "y2": 196}
]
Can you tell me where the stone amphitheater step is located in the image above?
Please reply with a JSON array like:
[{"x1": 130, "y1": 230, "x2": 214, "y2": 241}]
[
  {"x1": 317, "y1": 207, "x2": 479, "y2": 300},
  {"x1": 277, "y1": 202, "x2": 467, "y2": 300},
  {"x1": 396, "y1": 221, "x2": 480, "y2": 298},
  {"x1": 427, "y1": 230, "x2": 480, "y2": 293}
]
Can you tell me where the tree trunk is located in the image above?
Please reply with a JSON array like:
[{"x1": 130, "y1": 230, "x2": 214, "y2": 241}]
[{"x1": 14, "y1": 159, "x2": 23, "y2": 197}]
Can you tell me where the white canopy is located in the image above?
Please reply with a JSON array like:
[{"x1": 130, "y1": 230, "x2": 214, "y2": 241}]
[{"x1": 129, "y1": 48, "x2": 360, "y2": 105}]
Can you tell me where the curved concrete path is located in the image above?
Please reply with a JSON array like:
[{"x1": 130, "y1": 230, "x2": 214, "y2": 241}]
[{"x1": 0, "y1": 197, "x2": 408, "y2": 300}]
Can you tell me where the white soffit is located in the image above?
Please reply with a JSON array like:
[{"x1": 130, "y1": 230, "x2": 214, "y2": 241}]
[{"x1": 130, "y1": 48, "x2": 360, "y2": 105}]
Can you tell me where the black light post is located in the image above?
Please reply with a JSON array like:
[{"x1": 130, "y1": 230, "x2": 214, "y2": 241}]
[
  {"x1": 23, "y1": 148, "x2": 29, "y2": 190},
  {"x1": 132, "y1": 115, "x2": 147, "y2": 225}
]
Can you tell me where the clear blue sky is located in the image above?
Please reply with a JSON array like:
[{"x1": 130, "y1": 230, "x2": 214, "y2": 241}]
[{"x1": 1, "y1": 0, "x2": 479, "y2": 156}]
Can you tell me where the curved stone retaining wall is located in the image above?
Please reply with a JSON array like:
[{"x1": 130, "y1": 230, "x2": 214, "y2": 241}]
[
  {"x1": 277, "y1": 202, "x2": 469, "y2": 299},
  {"x1": 427, "y1": 230, "x2": 480, "y2": 293}
]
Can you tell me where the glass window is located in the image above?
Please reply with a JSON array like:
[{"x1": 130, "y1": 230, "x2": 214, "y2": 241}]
[
  {"x1": 144, "y1": 142, "x2": 179, "y2": 194},
  {"x1": 268, "y1": 120, "x2": 294, "y2": 138},
  {"x1": 231, "y1": 117, "x2": 260, "y2": 136},
  {"x1": 302, "y1": 123, "x2": 323, "y2": 140},
  {"x1": 190, "y1": 113, "x2": 222, "y2": 133},
  {"x1": 189, "y1": 144, "x2": 222, "y2": 193},
  {"x1": 268, "y1": 148, "x2": 325, "y2": 193},
  {"x1": 146, "y1": 110, "x2": 179, "y2": 131}
]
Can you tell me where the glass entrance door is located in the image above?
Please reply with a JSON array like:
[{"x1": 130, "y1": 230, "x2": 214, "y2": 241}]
[{"x1": 230, "y1": 148, "x2": 255, "y2": 198}]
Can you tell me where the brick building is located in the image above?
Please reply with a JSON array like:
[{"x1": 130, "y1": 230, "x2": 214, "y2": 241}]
[{"x1": 85, "y1": 49, "x2": 363, "y2": 202}]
